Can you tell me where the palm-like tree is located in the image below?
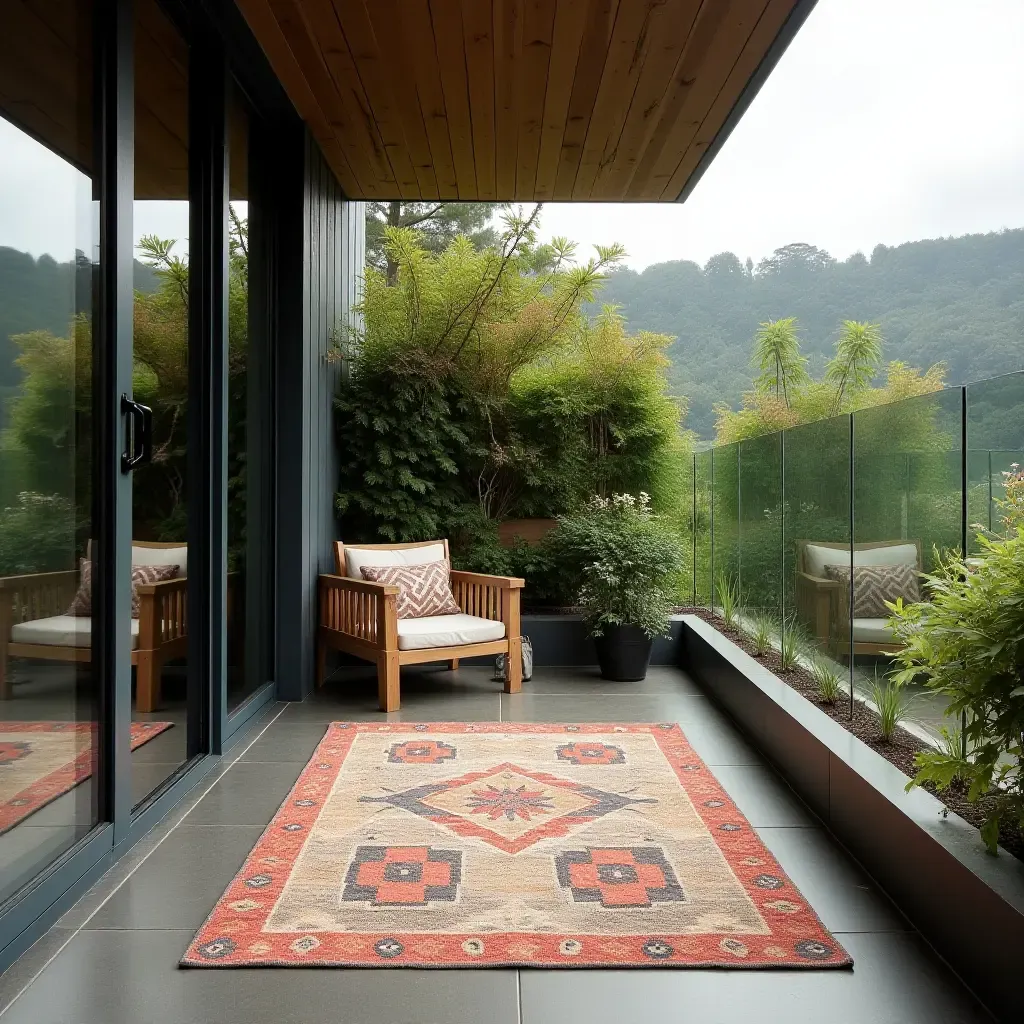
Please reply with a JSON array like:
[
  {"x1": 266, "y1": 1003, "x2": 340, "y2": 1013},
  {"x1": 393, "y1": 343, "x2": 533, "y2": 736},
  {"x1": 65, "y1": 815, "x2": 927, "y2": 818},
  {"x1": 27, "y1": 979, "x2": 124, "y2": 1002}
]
[
  {"x1": 826, "y1": 320, "x2": 883, "y2": 414},
  {"x1": 752, "y1": 317, "x2": 808, "y2": 407}
]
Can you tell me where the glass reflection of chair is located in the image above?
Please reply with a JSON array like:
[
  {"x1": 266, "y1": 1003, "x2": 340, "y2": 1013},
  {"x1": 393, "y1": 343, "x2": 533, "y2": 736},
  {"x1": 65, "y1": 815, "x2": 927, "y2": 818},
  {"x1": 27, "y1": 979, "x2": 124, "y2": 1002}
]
[{"x1": 794, "y1": 538, "x2": 922, "y2": 657}]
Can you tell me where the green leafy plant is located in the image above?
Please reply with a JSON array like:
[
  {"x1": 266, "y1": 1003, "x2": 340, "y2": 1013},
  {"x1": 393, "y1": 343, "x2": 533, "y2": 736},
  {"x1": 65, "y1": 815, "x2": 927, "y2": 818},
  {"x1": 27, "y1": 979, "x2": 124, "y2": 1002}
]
[
  {"x1": 746, "y1": 609, "x2": 775, "y2": 657},
  {"x1": 810, "y1": 655, "x2": 844, "y2": 704},
  {"x1": 332, "y1": 209, "x2": 692, "y2": 560},
  {"x1": 777, "y1": 616, "x2": 806, "y2": 671},
  {"x1": 0, "y1": 492, "x2": 78, "y2": 575},
  {"x1": 890, "y1": 526, "x2": 1024, "y2": 852},
  {"x1": 715, "y1": 572, "x2": 740, "y2": 628},
  {"x1": 552, "y1": 492, "x2": 684, "y2": 639},
  {"x1": 870, "y1": 671, "x2": 911, "y2": 743}
]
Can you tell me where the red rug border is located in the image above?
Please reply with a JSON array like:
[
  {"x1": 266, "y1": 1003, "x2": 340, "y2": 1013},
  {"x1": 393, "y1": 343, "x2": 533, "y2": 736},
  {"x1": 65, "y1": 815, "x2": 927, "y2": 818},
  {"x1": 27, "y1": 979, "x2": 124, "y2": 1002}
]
[
  {"x1": 0, "y1": 720, "x2": 174, "y2": 833},
  {"x1": 181, "y1": 721, "x2": 852, "y2": 970}
]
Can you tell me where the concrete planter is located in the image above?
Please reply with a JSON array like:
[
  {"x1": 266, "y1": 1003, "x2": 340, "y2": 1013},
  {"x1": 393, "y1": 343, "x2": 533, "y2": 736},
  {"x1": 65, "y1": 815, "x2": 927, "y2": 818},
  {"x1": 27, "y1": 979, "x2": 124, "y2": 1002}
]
[{"x1": 679, "y1": 613, "x2": 1024, "y2": 1024}]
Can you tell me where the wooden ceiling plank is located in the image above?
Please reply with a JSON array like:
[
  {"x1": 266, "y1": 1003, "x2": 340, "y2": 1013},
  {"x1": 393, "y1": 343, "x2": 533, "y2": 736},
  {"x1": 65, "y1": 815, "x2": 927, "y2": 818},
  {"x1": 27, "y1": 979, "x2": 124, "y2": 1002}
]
[
  {"x1": 461, "y1": 0, "x2": 497, "y2": 200},
  {"x1": 320, "y1": 0, "x2": 423, "y2": 197},
  {"x1": 573, "y1": 0, "x2": 668, "y2": 200},
  {"x1": 630, "y1": 0, "x2": 770, "y2": 199},
  {"x1": 553, "y1": 0, "x2": 618, "y2": 199},
  {"x1": 234, "y1": 0, "x2": 362, "y2": 196},
  {"x1": 289, "y1": 0, "x2": 401, "y2": 196},
  {"x1": 400, "y1": 0, "x2": 459, "y2": 199},
  {"x1": 660, "y1": 0, "x2": 796, "y2": 199},
  {"x1": 430, "y1": 0, "x2": 477, "y2": 198},
  {"x1": 493, "y1": 0, "x2": 522, "y2": 199},
  {"x1": 363, "y1": 0, "x2": 439, "y2": 198},
  {"x1": 593, "y1": 0, "x2": 704, "y2": 199},
  {"x1": 534, "y1": 0, "x2": 588, "y2": 201},
  {"x1": 515, "y1": 0, "x2": 556, "y2": 199}
]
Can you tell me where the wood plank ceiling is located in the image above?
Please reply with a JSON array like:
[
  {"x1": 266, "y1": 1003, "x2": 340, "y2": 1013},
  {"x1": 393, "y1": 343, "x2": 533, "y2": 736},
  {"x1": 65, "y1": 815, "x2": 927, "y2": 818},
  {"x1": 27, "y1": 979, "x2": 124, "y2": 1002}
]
[{"x1": 236, "y1": 0, "x2": 806, "y2": 201}]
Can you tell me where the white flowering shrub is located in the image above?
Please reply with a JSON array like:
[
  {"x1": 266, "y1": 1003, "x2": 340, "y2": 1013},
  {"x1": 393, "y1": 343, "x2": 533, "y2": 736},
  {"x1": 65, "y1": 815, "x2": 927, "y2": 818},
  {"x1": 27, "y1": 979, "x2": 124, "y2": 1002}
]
[{"x1": 550, "y1": 492, "x2": 684, "y2": 638}]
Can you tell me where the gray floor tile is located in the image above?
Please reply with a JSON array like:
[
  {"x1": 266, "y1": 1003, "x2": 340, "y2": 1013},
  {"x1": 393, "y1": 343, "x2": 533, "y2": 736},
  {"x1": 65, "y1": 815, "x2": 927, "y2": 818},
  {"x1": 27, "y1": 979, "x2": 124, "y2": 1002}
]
[
  {"x1": 755, "y1": 826, "x2": 912, "y2": 933},
  {"x1": 180, "y1": 762, "x2": 301, "y2": 826},
  {"x1": 239, "y1": 722, "x2": 330, "y2": 762},
  {"x1": 499, "y1": 691, "x2": 711, "y2": 725},
  {"x1": 279, "y1": 691, "x2": 502, "y2": 723},
  {"x1": 708, "y1": 765, "x2": 819, "y2": 827},
  {"x1": 0, "y1": 930, "x2": 521, "y2": 1024},
  {"x1": 682, "y1": 718, "x2": 767, "y2": 766},
  {"x1": 0, "y1": 926, "x2": 73, "y2": 1006},
  {"x1": 519, "y1": 932, "x2": 992, "y2": 1024},
  {"x1": 86, "y1": 826, "x2": 264, "y2": 931},
  {"x1": 521, "y1": 665, "x2": 704, "y2": 696}
]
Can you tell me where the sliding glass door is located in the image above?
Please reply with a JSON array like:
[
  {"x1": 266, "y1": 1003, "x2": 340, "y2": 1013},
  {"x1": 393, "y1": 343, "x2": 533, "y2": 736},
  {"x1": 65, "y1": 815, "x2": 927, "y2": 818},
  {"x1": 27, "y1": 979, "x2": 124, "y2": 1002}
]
[{"x1": 0, "y1": 0, "x2": 101, "y2": 903}]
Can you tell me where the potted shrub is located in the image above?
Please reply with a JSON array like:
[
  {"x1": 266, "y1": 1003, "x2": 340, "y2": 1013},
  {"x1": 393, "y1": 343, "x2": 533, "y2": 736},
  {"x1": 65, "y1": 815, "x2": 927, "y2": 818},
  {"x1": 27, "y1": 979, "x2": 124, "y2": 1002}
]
[{"x1": 551, "y1": 492, "x2": 684, "y2": 681}]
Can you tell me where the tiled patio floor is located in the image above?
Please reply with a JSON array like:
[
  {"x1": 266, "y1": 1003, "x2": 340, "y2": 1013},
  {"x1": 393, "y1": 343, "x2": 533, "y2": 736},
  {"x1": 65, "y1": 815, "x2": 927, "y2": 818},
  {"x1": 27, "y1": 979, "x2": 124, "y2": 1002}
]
[{"x1": 0, "y1": 666, "x2": 993, "y2": 1023}]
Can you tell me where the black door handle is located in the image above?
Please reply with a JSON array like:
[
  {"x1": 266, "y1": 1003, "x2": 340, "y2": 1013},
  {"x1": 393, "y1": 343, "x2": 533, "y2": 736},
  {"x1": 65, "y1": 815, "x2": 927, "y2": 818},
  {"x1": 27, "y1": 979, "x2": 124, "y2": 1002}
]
[{"x1": 121, "y1": 394, "x2": 153, "y2": 473}]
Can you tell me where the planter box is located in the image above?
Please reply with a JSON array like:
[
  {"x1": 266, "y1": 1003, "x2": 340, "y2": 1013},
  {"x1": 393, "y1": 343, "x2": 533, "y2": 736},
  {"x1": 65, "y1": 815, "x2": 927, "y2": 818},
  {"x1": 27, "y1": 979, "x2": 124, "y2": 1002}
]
[
  {"x1": 680, "y1": 613, "x2": 1024, "y2": 1024},
  {"x1": 464, "y1": 614, "x2": 684, "y2": 667},
  {"x1": 497, "y1": 518, "x2": 557, "y2": 547}
]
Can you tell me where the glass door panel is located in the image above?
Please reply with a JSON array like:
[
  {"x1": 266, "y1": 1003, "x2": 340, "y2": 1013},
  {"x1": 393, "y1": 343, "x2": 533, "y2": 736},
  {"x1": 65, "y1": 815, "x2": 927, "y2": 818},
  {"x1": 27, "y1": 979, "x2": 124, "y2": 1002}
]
[
  {"x1": 130, "y1": 0, "x2": 191, "y2": 803},
  {"x1": 227, "y1": 81, "x2": 272, "y2": 713},
  {"x1": 0, "y1": 0, "x2": 100, "y2": 902}
]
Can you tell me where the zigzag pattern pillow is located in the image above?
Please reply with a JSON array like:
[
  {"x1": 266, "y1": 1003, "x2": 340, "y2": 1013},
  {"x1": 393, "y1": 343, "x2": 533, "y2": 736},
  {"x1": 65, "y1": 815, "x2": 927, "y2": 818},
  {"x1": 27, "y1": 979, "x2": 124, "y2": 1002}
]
[
  {"x1": 824, "y1": 562, "x2": 920, "y2": 618},
  {"x1": 360, "y1": 559, "x2": 461, "y2": 619},
  {"x1": 66, "y1": 559, "x2": 180, "y2": 618}
]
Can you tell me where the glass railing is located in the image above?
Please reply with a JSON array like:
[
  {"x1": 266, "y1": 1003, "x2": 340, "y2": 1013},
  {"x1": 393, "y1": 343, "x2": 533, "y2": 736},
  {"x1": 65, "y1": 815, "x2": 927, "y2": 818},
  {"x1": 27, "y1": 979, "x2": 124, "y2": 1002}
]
[{"x1": 687, "y1": 369, "x2": 1024, "y2": 743}]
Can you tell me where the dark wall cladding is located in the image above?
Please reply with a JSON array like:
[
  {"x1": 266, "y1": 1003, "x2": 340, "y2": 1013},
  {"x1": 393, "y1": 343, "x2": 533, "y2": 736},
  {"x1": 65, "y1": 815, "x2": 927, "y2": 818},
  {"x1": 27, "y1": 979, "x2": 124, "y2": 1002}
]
[{"x1": 276, "y1": 133, "x2": 364, "y2": 700}]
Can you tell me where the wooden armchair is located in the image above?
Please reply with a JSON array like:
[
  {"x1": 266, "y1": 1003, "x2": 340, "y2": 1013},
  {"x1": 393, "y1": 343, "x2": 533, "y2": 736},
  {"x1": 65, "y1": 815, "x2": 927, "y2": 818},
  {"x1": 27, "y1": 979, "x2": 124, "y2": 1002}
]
[
  {"x1": 0, "y1": 541, "x2": 188, "y2": 712},
  {"x1": 317, "y1": 539, "x2": 525, "y2": 712},
  {"x1": 795, "y1": 539, "x2": 922, "y2": 656}
]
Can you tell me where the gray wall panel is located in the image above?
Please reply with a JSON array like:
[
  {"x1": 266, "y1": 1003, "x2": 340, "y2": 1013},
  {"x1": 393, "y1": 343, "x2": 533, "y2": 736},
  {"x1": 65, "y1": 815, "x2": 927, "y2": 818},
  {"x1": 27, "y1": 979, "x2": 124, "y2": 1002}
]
[{"x1": 276, "y1": 131, "x2": 364, "y2": 699}]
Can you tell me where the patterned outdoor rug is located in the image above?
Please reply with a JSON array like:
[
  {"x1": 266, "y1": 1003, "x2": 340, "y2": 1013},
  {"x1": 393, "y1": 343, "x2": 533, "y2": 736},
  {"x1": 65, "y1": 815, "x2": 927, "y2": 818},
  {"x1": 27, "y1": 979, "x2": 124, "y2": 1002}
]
[
  {"x1": 1, "y1": 721, "x2": 173, "y2": 833},
  {"x1": 182, "y1": 722, "x2": 851, "y2": 969}
]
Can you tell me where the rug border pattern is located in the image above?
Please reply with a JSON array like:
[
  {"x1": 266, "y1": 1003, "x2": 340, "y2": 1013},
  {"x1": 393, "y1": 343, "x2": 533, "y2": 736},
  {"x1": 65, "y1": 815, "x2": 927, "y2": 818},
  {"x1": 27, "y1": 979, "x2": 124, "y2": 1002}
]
[{"x1": 0, "y1": 720, "x2": 174, "y2": 833}]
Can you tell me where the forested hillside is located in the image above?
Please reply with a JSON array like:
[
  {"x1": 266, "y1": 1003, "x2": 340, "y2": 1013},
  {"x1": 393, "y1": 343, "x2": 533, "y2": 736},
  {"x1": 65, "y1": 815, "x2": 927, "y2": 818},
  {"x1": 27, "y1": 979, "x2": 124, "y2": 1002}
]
[
  {"x1": 597, "y1": 229, "x2": 1024, "y2": 438},
  {"x1": 0, "y1": 247, "x2": 158, "y2": 390}
]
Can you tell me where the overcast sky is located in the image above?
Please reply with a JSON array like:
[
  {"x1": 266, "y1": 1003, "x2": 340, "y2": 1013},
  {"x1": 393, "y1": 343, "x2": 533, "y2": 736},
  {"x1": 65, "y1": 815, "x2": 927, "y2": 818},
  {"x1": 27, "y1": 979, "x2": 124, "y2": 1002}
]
[
  {"x1": 2, "y1": 0, "x2": 1023, "y2": 270},
  {"x1": 540, "y1": 0, "x2": 1024, "y2": 270}
]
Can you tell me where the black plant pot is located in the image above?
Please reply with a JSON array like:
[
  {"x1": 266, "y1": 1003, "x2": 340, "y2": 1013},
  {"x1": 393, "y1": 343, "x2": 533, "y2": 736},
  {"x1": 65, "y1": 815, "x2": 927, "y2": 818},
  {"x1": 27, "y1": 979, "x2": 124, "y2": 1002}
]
[{"x1": 593, "y1": 624, "x2": 654, "y2": 682}]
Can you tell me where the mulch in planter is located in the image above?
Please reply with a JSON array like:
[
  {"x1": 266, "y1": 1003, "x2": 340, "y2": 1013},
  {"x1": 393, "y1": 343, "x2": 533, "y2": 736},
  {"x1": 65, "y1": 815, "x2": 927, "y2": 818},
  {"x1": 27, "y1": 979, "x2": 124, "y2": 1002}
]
[{"x1": 680, "y1": 608, "x2": 1024, "y2": 864}]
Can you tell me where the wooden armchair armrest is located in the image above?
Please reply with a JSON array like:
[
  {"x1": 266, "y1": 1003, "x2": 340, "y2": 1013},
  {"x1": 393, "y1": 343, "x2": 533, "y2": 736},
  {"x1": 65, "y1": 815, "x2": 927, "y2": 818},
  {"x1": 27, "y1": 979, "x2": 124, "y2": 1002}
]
[
  {"x1": 318, "y1": 573, "x2": 397, "y2": 644},
  {"x1": 796, "y1": 571, "x2": 839, "y2": 589},
  {"x1": 319, "y1": 574, "x2": 400, "y2": 597},
  {"x1": 449, "y1": 571, "x2": 525, "y2": 590},
  {"x1": 0, "y1": 570, "x2": 80, "y2": 590},
  {"x1": 0, "y1": 569, "x2": 80, "y2": 628},
  {"x1": 136, "y1": 576, "x2": 188, "y2": 646}
]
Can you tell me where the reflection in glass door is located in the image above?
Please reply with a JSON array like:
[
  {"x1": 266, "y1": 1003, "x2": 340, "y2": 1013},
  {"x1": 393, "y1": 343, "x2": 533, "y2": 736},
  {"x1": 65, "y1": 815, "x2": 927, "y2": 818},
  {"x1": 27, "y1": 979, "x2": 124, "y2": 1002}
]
[
  {"x1": 0, "y1": 0, "x2": 100, "y2": 902},
  {"x1": 129, "y1": 0, "x2": 193, "y2": 803},
  {"x1": 227, "y1": 82, "x2": 273, "y2": 712}
]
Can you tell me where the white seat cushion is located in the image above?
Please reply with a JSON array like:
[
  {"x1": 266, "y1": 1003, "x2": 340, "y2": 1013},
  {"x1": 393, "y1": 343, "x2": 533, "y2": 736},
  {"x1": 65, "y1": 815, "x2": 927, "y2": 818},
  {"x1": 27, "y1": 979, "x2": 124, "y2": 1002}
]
[
  {"x1": 851, "y1": 618, "x2": 898, "y2": 644},
  {"x1": 804, "y1": 541, "x2": 918, "y2": 578},
  {"x1": 396, "y1": 613, "x2": 505, "y2": 651},
  {"x1": 11, "y1": 616, "x2": 140, "y2": 650},
  {"x1": 133, "y1": 544, "x2": 187, "y2": 575},
  {"x1": 344, "y1": 542, "x2": 446, "y2": 580}
]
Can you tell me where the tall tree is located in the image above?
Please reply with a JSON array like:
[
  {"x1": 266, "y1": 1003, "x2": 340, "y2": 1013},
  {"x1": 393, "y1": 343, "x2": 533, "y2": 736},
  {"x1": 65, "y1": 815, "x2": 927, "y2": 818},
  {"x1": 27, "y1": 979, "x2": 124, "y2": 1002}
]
[
  {"x1": 826, "y1": 320, "x2": 883, "y2": 414},
  {"x1": 752, "y1": 317, "x2": 808, "y2": 406},
  {"x1": 365, "y1": 202, "x2": 499, "y2": 283}
]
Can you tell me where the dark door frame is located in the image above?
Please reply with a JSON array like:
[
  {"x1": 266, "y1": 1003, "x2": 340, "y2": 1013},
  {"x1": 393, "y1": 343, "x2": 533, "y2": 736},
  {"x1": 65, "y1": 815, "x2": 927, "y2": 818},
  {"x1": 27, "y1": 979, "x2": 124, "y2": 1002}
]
[{"x1": 0, "y1": 0, "x2": 288, "y2": 970}]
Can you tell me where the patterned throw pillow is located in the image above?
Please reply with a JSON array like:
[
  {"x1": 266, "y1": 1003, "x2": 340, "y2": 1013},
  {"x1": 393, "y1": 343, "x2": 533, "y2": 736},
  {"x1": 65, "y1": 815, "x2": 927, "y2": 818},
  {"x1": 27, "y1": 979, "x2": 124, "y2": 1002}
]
[
  {"x1": 360, "y1": 559, "x2": 461, "y2": 619},
  {"x1": 824, "y1": 562, "x2": 920, "y2": 618},
  {"x1": 66, "y1": 561, "x2": 180, "y2": 618}
]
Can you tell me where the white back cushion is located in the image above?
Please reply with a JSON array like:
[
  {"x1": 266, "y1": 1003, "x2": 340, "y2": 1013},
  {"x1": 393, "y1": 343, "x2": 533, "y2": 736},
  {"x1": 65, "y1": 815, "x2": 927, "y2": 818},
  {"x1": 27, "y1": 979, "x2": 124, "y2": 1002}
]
[
  {"x1": 804, "y1": 541, "x2": 918, "y2": 578},
  {"x1": 344, "y1": 542, "x2": 446, "y2": 580},
  {"x1": 133, "y1": 544, "x2": 187, "y2": 575}
]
